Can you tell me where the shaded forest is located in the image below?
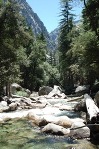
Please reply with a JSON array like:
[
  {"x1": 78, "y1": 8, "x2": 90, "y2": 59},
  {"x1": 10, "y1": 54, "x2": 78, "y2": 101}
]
[{"x1": 0, "y1": 0, "x2": 99, "y2": 96}]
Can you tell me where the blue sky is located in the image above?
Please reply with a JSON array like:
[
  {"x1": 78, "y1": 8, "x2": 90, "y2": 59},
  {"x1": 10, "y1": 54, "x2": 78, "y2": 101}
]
[{"x1": 26, "y1": 0, "x2": 82, "y2": 33}]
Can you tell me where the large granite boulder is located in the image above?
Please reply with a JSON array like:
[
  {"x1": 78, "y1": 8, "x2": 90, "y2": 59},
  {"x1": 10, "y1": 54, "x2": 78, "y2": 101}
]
[
  {"x1": 38, "y1": 86, "x2": 53, "y2": 96},
  {"x1": 75, "y1": 85, "x2": 89, "y2": 96},
  {"x1": 47, "y1": 85, "x2": 67, "y2": 98},
  {"x1": 70, "y1": 122, "x2": 90, "y2": 139}
]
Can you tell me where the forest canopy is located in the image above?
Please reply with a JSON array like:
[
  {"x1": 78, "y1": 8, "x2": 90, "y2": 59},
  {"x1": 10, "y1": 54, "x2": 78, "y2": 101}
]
[{"x1": 0, "y1": 0, "x2": 99, "y2": 96}]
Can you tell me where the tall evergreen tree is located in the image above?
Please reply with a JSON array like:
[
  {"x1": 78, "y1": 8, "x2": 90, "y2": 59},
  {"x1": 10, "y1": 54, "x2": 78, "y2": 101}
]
[
  {"x1": 58, "y1": 0, "x2": 74, "y2": 93},
  {"x1": 82, "y1": 0, "x2": 99, "y2": 86},
  {"x1": 0, "y1": 0, "x2": 31, "y2": 95},
  {"x1": 68, "y1": 0, "x2": 99, "y2": 88},
  {"x1": 82, "y1": 0, "x2": 99, "y2": 39}
]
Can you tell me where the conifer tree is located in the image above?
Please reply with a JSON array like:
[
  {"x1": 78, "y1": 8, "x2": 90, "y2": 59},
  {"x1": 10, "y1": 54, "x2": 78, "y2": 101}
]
[
  {"x1": 21, "y1": 32, "x2": 47, "y2": 91},
  {"x1": 0, "y1": 0, "x2": 31, "y2": 95},
  {"x1": 58, "y1": 0, "x2": 74, "y2": 93}
]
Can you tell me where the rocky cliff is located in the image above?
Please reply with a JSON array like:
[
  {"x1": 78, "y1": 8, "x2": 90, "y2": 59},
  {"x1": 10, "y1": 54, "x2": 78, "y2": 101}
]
[{"x1": 15, "y1": 0, "x2": 56, "y2": 50}]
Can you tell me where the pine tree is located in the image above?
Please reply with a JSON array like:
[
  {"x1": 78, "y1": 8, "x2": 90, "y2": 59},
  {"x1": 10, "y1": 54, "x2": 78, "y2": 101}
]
[
  {"x1": 82, "y1": 0, "x2": 99, "y2": 39},
  {"x1": 58, "y1": 0, "x2": 74, "y2": 93},
  {"x1": 0, "y1": 0, "x2": 31, "y2": 95}
]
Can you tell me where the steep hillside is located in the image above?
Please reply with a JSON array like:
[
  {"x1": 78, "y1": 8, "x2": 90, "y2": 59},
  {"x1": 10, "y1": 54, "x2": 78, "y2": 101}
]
[
  {"x1": 49, "y1": 28, "x2": 59, "y2": 50},
  {"x1": 11, "y1": 0, "x2": 54, "y2": 50},
  {"x1": 49, "y1": 20, "x2": 81, "y2": 50}
]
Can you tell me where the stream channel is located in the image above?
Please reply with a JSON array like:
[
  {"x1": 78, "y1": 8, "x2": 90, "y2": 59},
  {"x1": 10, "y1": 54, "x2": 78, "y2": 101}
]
[{"x1": 0, "y1": 98, "x2": 99, "y2": 149}]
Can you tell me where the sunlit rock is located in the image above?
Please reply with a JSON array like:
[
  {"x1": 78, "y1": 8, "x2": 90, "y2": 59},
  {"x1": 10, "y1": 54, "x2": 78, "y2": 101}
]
[{"x1": 42, "y1": 123, "x2": 70, "y2": 136}]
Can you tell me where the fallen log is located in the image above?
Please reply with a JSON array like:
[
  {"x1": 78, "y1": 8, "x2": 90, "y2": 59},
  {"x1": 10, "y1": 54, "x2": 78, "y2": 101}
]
[
  {"x1": 84, "y1": 94, "x2": 99, "y2": 123},
  {"x1": 67, "y1": 95, "x2": 84, "y2": 102}
]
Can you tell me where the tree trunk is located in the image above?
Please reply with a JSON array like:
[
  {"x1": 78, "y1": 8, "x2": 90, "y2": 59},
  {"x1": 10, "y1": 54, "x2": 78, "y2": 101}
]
[
  {"x1": 84, "y1": 94, "x2": 99, "y2": 124},
  {"x1": 6, "y1": 82, "x2": 11, "y2": 97}
]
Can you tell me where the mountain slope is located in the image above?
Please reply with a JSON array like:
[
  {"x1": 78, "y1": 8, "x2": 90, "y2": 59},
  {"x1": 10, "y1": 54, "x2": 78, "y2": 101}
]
[
  {"x1": 15, "y1": 0, "x2": 55, "y2": 50},
  {"x1": 49, "y1": 28, "x2": 59, "y2": 50}
]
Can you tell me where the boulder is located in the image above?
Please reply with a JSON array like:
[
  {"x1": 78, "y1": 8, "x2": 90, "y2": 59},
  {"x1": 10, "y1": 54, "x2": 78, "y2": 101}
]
[
  {"x1": 70, "y1": 122, "x2": 90, "y2": 139},
  {"x1": 47, "y1": 85, "x2": 66, "y2": 98},
  {"x1": 75, "y1": 85, "x2": 89, "y2": 96},
  {"x1": 74, "y1": 99, "x2": 87, "y2": 112},
  {"x1": 59, "y1": 105, "x2": 73, "y2": 111},
  {"x1": 30, "y1": 91, "x2": 39, "y2": 100},
  {"x1": 0, "y1": 101, "x2": 9, "y2": 112},
  {"x1": 38, "y1": 97, "x2": 51, "y2": 106},
  {"x1": 25, "y1": 89, "x2": 31, "y2": 96},
  {"x1": 71, "y1": 118, "x2": 85, "y2": 123},
  {"x1": 0, "y1": 118, "x2": 4, "y2": 123},
  {"x1": 3, "y1": 96, "x2": 11, "y2": 104},
  {"x1": 9, "y1": 103, "x2": 18, "y2": 111},
  {"x1": 42, "y1": 123, "x2": 70, "y2": 136},
  {"x1": 55, "y1": 116, "x2": 73, "y2": 128},
  {"x1": 94, "y1": 91, "x2": 99, "y2": 107},
  {"x1": 27, "y1": 112, "x2": 48, "y2": 126},
  {"x1": 11, "y1": 83, "x2": 22, "y2": 94},
  {"x1": 38, "y1": 86, "x2": 53, "y2": 96}
]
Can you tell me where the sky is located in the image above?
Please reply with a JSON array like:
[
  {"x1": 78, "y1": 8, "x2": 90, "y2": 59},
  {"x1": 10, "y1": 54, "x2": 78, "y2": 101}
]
[{"x1": 26, "y1": 0, "x2": 83, "y2": 33}]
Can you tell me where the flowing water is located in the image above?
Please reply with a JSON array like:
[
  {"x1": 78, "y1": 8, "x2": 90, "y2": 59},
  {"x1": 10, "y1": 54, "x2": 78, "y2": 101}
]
[
  {"x1": 0, "y1": 98, "x2": 99, "y2": 149},
  {"x1": 0, "y1": 118, "x2": 98, "y2": 149}
]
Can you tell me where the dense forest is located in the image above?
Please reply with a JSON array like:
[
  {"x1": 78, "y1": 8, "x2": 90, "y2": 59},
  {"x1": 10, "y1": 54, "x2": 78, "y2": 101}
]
[{"x1": 0, "y1": 0, "x2": 99, "y2": 96}]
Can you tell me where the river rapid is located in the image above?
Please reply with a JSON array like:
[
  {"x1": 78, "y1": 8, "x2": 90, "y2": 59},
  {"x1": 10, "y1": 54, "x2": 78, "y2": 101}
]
[{"x1": 0, "y1": 98, "x2": 99, "y2": 149}]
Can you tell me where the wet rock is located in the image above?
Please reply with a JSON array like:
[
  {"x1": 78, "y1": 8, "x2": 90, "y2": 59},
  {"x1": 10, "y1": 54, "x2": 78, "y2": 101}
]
[
  {"x1": 31, "y1": 103, "x2": 47, "y2": 109},
  {"x1": 55, "y1": 116, "x2": 73, "y2": 128},
  {"x1": 30, "y1": 92, "x2": 39, "y2": 102},
  {"x1": 38, "y1": 97, "x2": 51, "y2": 105},
  {"x1": 0, "y1": 101, "x2": 9, "y2": 112},
  {"x1": 71, "y1": 118, "x2": 85, "y2": 124},
  {"x1": 42, "y1": 123, "x2": 70, "y2": 136},
  {"x1": 74, "y1": 99, "x2": 87, "y2": 112},
  {"x1": 0, "y1": 118, "x2": 4, "y2": 123},
  {"x1": 30, "y1": 91, "x2": 38, "y2": 98},
  {"x1": 59, "y1": 105, "x2": 73, "y2": 111},
  {"x1": 67, "y1": 139, "x2": 97, "y2": 149},
  {"x1": 79, "y1": 112, "x2": 87, "y2": 121},
  {"x1": 9, "y1": 103, "x2": 18, "y2": 111},
  {"x1": 70, "y1": 122, "x2": 90, "y2": 139},
  {"x1": 27, "y1": 112, "x2": 48, "y2": 126}
]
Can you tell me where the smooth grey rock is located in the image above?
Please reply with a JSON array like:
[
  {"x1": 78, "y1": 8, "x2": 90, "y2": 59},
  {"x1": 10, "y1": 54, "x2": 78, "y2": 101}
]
[
  {"x1": 38, "y1": 86, "x2": 53, "y2": 96},
  {"x1": 70, "y1": 122, "x2": 90, "y2": 139}
]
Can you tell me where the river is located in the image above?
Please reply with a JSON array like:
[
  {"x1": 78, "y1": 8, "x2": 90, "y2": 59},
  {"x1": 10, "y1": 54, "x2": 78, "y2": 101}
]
[{"x1": 0, "y1": 98, "x2": 99, "y2": 149}]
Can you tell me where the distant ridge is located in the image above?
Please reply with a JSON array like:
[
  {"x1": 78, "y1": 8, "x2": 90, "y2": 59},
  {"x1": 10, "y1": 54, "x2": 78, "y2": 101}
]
[{"x1": 3, "y1": 0, "x2": 81, "y2": 51}]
